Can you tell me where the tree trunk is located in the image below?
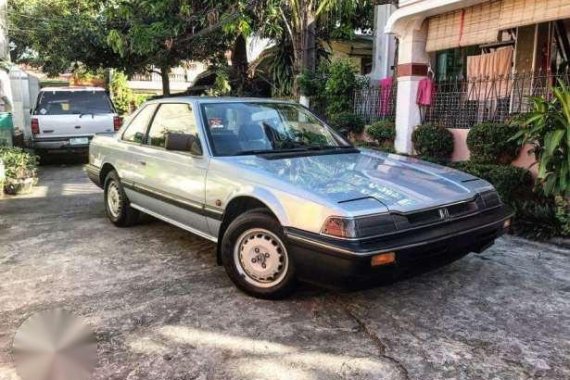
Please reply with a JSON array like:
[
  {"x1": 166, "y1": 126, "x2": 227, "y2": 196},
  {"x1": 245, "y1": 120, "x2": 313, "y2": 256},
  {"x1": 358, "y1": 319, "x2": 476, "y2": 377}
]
[
  {"x1": 160, "y1": 66, "x2": 171, "y2": 96},
  {"x1": 232, "y1": 33, "x2": 248, "y2": 96},
  {"x1": 303, "y1": 11, "x2": 316, "y2": 74}
]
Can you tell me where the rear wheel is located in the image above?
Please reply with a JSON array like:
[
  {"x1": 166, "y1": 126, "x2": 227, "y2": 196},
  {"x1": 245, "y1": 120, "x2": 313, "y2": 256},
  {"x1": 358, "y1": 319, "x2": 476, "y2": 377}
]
[
  {"x1": 221, "y1": 209, "x2": 296, "y2": 299},
  {"x1": 104, "y1": 171, "x2": 140, "y2": 227}
]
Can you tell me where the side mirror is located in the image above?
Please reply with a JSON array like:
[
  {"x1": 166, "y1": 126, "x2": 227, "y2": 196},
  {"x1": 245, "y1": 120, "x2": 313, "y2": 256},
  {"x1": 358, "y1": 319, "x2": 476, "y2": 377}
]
[{"x1": 165, "y1": 132, "x2": 202, "y2": 156}]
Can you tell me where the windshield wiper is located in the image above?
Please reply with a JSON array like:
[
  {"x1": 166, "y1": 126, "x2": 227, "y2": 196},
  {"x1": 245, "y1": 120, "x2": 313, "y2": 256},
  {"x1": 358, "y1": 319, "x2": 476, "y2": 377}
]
[{"x1": 235, "y1": 148, "x2": 308, "y2": 156}]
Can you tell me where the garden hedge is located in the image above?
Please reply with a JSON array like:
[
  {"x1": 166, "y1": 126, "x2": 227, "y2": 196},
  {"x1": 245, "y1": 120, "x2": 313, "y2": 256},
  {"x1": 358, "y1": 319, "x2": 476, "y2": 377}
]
[
  {"x1": 412, "y1": 123, "x2": 454, "y2": 162},
  {"x1": 466, "y1": 123, "x2": 521, "y2": 165}
]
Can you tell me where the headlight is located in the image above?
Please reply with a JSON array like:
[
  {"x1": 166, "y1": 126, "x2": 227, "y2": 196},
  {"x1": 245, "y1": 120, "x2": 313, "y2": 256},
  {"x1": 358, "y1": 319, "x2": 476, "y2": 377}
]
[
  {"x1": 479, "y1": 190, "x2": 502, "y2": 208},
  {"x1": 321, "y1": 217, "x2": 358, "y2": 238},
  {"x1": 321, "y1": 214, "x2": 396, "y2": 238}
]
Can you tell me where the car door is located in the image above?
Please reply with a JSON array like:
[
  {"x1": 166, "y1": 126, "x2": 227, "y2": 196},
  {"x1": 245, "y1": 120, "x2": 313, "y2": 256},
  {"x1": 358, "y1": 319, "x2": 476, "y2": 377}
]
[
  {"x1": 113, "y1": 103, "x2": 159, "y2": 206},
  {"x1": 134, "y1": 102, "x2": 210, "y2": 236}
]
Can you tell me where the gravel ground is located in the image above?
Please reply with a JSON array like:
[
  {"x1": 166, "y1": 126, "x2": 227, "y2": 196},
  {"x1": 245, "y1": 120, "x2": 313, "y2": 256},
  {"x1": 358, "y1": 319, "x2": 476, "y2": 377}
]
[{"x1": 0, "y1": 161, "x2": 569, "y2": 380}]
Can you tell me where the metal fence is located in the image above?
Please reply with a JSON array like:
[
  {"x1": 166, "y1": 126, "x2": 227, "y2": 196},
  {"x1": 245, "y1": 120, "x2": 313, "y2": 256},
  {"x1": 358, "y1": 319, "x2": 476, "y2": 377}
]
[
  {"x1": 353, "y1": 70, "x2": 570, "y2": 128},
  {"x1": 423, "y1": 70, "x2": 570, "y2": 128},
  {"x1": 353, "y1": 82, "x2": 397, "y2": 123}
]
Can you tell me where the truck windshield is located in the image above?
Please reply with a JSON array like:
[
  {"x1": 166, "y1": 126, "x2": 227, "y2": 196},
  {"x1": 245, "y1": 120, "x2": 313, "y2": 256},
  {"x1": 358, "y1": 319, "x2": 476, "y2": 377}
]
[
  {"x1": 201, "y1": 102, "x2": 351, "y2": 156},
  {"x1": 34, "y1": 91, "x2": 114, "y2": 115}
]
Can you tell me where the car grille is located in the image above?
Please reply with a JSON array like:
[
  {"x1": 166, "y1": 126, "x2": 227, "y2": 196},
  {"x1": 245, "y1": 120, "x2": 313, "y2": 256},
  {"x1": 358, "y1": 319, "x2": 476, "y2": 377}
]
[
  {"x1": 356, "y1": 193, "x2": 500, "y2": 238},
  {"x1": 392, "y1": 198, "x2": 482, "y2": 231}
]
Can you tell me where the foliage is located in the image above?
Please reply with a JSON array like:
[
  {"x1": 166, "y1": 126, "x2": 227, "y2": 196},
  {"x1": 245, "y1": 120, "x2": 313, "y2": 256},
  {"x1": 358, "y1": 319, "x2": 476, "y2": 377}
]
[
  {"x1": 511, "y1": 81, "x2": 570, "y2": 197},
  {"x1": 449, "y1": 161, "x2": 565, "y2": 239},
  {"x1": 9, "y1": 0, "x2": 135, "y2": 76},
  {"x1": 205, "y1": 65, "x2": 232, "y2": 96},
  {"x1": 467, "y1": 123, "x2": 521, "y2": 165},
  {"x1": 412, "y1": 123, "x2": 454, "y2": 162},
  {"x1": 450, "y1": 162, "x2": 533, "y2": 204},
  {"x1": 110, "y1": 71, "x2": 147, "y2": 115},
  {"x1": 328, "y1": 112, "x2": 364, "y2": 135},
  {"x1": 366, "y1": 120, "x2": 395, "y2": 149},
  {"x1": 262, "y1": 0, "x2": 372, "y2": 93},
  {"x1": 555, "y1": 196, "x2": 570, "y2": 236},
  {"x1": 106, "y1": 0, "x2": 234, "y2": 95},
  {"x1": 0, "y1": 147, "x2": 38, "y2": 181},
  {"x1": 324, "y1": 59, "x2": 359, "y2": 115}
]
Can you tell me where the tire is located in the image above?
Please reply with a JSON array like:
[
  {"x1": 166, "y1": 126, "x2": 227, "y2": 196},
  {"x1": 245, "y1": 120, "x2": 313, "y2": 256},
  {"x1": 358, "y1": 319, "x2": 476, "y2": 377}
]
[
  {"x1": 104, "y1": 170, "x2": 140, "y2": 227},
  {"x1": 221, "y1": 209, "x2": 296, "y2": 299}
]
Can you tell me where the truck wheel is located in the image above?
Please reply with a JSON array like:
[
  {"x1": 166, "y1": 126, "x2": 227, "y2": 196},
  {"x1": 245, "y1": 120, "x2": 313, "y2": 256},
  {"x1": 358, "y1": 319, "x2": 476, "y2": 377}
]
[
  {"x1": 104, "y1": 171, "x2": 140, "y2": 227},
  {"x1": 221, "y1": 209, "x2": 296, "y2": 299}
]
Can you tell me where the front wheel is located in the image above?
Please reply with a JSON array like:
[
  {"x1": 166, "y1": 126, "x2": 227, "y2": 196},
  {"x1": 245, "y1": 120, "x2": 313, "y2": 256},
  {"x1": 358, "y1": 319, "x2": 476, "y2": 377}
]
[{"x1": 221, "y1": 209, "x2": 296, "y2": 299}]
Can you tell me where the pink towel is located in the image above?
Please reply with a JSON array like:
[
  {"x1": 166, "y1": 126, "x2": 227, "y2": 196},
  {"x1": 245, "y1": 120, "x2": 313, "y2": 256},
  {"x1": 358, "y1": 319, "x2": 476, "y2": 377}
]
[
  {"x1": 379, "y1": 77, "x2": 393, "y2": 116},
  {"x1": 416, "y1": 78, "x2": 435, "y2": 106}
]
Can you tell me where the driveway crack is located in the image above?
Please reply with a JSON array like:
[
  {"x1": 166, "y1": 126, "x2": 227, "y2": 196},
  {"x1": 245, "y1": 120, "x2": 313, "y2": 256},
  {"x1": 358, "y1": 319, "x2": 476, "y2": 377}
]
[{"x1": 334, "y1": 296, "x2": 410, "y2": 380}]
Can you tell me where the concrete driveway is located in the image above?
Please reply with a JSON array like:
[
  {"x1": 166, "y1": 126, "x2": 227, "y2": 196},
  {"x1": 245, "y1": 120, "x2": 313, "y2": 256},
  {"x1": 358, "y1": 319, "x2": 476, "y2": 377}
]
[{"x1": 1, "y1": 162, "x2": 569, "y2": 380}]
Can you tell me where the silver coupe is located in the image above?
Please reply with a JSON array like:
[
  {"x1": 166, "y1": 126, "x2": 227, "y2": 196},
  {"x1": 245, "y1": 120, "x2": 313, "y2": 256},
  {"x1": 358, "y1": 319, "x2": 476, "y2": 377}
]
[{"x1": 86, "y1": 98, "x2": 512, "y2": 298}]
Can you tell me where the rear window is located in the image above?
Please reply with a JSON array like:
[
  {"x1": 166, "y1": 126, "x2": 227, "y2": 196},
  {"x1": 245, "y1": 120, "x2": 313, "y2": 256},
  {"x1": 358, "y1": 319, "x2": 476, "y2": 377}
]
[{"x1": 34, "y1": 90, "x2": 114, "y2": 115}]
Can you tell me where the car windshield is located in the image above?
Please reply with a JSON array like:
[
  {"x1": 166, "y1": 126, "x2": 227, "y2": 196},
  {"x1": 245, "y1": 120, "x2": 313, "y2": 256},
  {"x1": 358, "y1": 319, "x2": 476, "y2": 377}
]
[
  {"x1": 201, "y1": 102, "x2": 351, "y2": 156},
  {"x1": 34, "y1": 90, "x2": 114, "y2": 115}
]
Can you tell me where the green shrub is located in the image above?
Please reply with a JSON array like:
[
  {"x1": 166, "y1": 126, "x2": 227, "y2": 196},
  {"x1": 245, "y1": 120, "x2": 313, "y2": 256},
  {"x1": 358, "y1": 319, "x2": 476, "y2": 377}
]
[
  {"x1": 328, "y1": 113, "x2": 365, "y2": 135},
  {"x1": 555, "y1": 196, "x2": 570, "y2": 237},
  {"x1": 467, "y1": 122, "x2": 521, "y2": 165},
  {"x1": 110, "y1": 71, "x2": 149, "y2": 115},
  {"x1": 450, "y1": 161, "x2": 566, "y2": 239},
  {"x1": 412, "y1": 123, "x2": 454, "y2": 161},
  {"x1": 324, "y1": 59, "x2": 359, "y2": 116},
  {"x1": 0, "y1": 147, "x2": 38, "y2": 181},
  {"x1": 511, "y1": 82, "x2": 570, "y2": 197},
  {"x1": 367, "y1": 120, "x2": 395, "y2": 148},
  {"x1": 0, "y1": 147, "x2": 38, "y2": 194},
  {"x1": 450, "y1": 162, "x2": 533, "y2": 205}
]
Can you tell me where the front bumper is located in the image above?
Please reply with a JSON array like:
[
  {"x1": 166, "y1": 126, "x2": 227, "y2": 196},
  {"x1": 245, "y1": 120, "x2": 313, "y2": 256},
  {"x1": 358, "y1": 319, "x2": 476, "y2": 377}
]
[{"x1": 284, "y1": 205, "x2": 513, "y2": 288}]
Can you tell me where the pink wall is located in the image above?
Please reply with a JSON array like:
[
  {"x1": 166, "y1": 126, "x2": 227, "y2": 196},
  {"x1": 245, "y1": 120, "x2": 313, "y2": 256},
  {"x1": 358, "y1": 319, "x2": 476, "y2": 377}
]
[
  {"x1": 449, "y1": 129, "x2": 470, "y2": 161},
  {"x1": 448, "y1": 128, "x2": 538, "y2": 177}
]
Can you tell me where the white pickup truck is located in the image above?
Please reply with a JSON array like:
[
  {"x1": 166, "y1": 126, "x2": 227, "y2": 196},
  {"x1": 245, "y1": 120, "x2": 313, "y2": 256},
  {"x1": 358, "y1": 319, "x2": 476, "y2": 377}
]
[{"x1": 28, "y1": 87, "x2": 121, "y2": 155}]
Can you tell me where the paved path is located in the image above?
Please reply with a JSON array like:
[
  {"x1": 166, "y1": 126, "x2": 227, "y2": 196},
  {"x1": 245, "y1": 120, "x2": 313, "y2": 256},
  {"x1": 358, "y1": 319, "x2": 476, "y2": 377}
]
[{"x1": 0, "y1": 163, "x2": 569, "y2": 380}]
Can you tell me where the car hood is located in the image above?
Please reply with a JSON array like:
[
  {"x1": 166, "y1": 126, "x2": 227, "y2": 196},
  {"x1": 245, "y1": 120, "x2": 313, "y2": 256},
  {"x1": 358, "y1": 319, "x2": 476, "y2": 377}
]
[{"x1": 220, "y1": 149, "x2": 490, "y2": 213}]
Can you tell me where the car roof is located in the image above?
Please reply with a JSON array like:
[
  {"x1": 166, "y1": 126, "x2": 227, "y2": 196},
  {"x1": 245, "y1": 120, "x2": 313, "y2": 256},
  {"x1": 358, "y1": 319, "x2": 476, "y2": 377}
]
[
  {"x1": 149, "y1": 96, "x2": 297, "y2": 105},
  {"x1": 40, "y1": 86, "x2": 107, "y2": 92}
]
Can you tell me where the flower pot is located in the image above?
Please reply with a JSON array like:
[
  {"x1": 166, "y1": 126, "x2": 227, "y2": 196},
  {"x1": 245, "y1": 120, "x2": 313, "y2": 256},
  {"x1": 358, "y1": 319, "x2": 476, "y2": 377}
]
[{"x1": 4, "y1": 177, "x2": 35, "y2": 195}]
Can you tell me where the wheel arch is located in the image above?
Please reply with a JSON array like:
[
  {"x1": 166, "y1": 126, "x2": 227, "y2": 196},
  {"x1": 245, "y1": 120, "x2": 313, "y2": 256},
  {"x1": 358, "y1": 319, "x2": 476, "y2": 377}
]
[
  {"x1": 99, "y1": 163, "x2": 117, "y2": 186},
  {"x1": 216, "y1": 194, "x2": 288, "y2": 265}
]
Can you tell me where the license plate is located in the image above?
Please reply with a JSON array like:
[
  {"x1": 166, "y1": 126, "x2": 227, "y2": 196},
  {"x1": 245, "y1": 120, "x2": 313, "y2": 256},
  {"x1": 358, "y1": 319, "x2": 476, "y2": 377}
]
[{"x1": 69, "y1": 137, "x2": 89, "y2": 146}]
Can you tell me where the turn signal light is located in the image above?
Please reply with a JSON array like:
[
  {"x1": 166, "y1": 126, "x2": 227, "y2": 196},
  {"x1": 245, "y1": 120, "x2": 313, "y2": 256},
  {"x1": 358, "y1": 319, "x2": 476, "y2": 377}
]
[{"x1": 371, "y1": 252, "x2": 396, "y2": 267}]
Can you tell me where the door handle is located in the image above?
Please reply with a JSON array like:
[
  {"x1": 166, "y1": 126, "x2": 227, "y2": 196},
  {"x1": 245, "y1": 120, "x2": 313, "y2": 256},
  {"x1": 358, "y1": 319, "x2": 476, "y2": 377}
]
[{"x1": 139, "y1": 161, "x2": 146, "y2": 166}]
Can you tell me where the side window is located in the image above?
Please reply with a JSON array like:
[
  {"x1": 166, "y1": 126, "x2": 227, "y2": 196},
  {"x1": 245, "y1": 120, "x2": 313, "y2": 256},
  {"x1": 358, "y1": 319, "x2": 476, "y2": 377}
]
[
  {"x1": 146, "y1": 103, "x2": 199, "y2": 149},
  {"x1": 122, "y1": 104, "x2": 158, "y2": 143}
]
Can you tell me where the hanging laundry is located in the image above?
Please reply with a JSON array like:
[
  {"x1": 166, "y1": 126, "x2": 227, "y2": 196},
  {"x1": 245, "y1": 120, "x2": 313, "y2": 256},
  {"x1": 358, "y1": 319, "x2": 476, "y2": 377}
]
[
  {"x1": 467, "y1": 46, "x2": 514, "y2": 101},
  {"x1": 378, "y1": 77, "x2": 394, "y2": 116},
  {"x1": 416, "y1": 77, "x2": 435, "y2": 106}
]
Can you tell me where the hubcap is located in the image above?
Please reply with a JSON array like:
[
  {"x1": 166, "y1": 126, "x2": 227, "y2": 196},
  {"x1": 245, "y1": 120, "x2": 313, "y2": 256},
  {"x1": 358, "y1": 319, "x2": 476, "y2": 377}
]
[
  {"x1": 107, "y1": 181, "x2": 121, "y2": 218},
  {"x1": 234, "y1": 229, "x2": 288, "y2": 288}
]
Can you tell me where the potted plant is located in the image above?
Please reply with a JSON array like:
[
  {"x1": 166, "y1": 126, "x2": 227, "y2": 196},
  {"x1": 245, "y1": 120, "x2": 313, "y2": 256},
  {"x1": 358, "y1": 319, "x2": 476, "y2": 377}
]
[{"x1": 0, "y1": 147, "x2": 38, "y2": 195}]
